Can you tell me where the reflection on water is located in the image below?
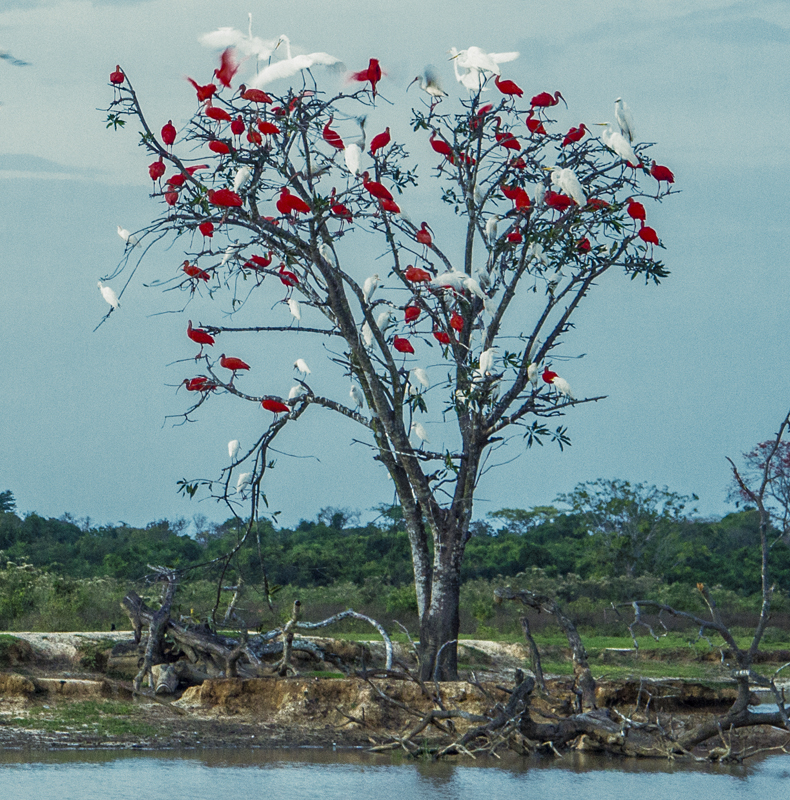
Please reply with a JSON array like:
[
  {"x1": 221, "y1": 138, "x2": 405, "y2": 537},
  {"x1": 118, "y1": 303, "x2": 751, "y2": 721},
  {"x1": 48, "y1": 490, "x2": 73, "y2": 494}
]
[{"x1": 1, "y1": 748, "x2": 789, "y2": 799}]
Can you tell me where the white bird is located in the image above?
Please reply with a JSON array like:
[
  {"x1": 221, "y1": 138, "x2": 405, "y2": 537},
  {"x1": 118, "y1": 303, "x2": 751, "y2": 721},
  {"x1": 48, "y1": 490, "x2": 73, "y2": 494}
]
[
  {"x1": 288, "y1": 384, "x2": 307, "y2": 400},
  {"x1": 343, "y1": 116, "x2": 366, "y2": 176},
  {"x1": 294, "y1": 358, "x2": 311, "y2": 374},
  {"x1": 97, "y1": 281, "x2": 119, "y2": 309},
  {"x1": 199, "y1": 14, "x2": 280, "y2": 63},
  {"x1": 362, "y1": 273, "x2": 379, "y2": 302},
  {"x1": 228, "y1": 439, "x2": 240, "y2": 461},
  {"x1": 449, "y1": 46, "x2": 518, "y2": 90},
  {"x1": 236, "y1": 472, "x2": 252, "y2": 494},
  {"x1": 412, "y1": 422, "x2": 430, "y2": 444},
  {"x1": 431, "y1": 269, "x2": 466, "y2": 291},
  {"x1": 248, "y1": 34, "x2": 341, "y2": 88},
  {"x1": 349, "y1": 384, "x2": 364, "y2": 407},
  {"x1": 361, "y1": 321, "x2": 374, "y2": 347},
  {"x1": 318, "y1": 243, "x2": 334, "y2": 264},
  {"x1": 527, "y1": 363, "x2": 539, "y2": 387},
  {"x1": 485, "y1": 215, "x2": 500, "y2": 243},
  {"x1": 406, "y1": 381, "x2": 420, "y2": 396},
  {"x1": 463, "y1": 276, "x2": 486, "y2": 300},
  {"x1": 551, "y1": 167, "x2": 586, "y2": 207},
  {"x1": 614, "y1": 97, "x2": 634, "y2": 143},
  {"x1": 233, "y1": 166, "x2": 252, "y2": 193},
  {"x1": 552, "y1": 376, "x2": 574, "y2": 399},
  {"x1": 527, "y1": 241, "x2": 548, "y2": 266},
  {"x1": 479, "y1": 347, "x2": 497, "y2": 375},
  {"x1": 600, "y1": 126, "x2": 639, "y2": 167},
  {"x1": 288, "y1": 297, "x2": 301, "y2": 321},
  {"x1": 376, "y1": 308, "x2": 394, "y2": 331},
  {"x1": 221, "y1": 246, "x2": 236, "y2": 266},
  {"x1": 409, "y1": 67, "x2": 447, "y2": 101},
  {"x1": 533, "y1": 183, "x2": 546, "y2": 207},
  {"x1": 411, "y1": 367, "x2": 430, "y2": 389},
  {"x1": 117, "y1": 226, "x2": 139, "y2": 247}
]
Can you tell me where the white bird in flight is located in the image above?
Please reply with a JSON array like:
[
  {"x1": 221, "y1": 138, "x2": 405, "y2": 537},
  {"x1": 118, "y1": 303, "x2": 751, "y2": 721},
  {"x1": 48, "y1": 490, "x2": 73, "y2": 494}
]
[
  {"x1": 449, "y1": 46, "x2": 518, "y2": 90},
  {"x1": 228, "y1": 439, "x2": 240, "y2": 461},
  {"x1": 117, "y1": 226, "x2": 138, "y2": 247},
  {"x1": 97, "y1": 281, "x2": 119, "y2": 309},
  {"x1": 294, "y1": 358, "x2": 311, "y2": 374},
  {"x1": 409, "y1": 67, "x2": 447, "y2": 101},
  {"x1": 248, "y1": 34, "x2": 341, "y2": 88}
]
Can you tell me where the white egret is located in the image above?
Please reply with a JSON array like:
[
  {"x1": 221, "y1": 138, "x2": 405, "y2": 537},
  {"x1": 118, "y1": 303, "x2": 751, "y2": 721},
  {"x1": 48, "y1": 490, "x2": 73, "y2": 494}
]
[
  {"x1": 600, "y1": 126, "x2": 638, "y2": 166},
  {"x1": 117, "y1": 226, "x2": 138, "y2": 247},
  {"x1": 220, "y1": 246, "x2": 236, "y2": 266},
  {"x1": 228, "y1": 439, "x2": 240, "y2": 461},
  {"x1": 288, "y1": 297, "x2": 301, "y2": 321},
  {"x1": 431, "y1": 268, "x2": 466, "y2": 291},
  {"x1": 233, "y1": 166, "x2": 252, "y2": 193},
  {"x1": 614, "y1": 97, "x2": 634, "y2": 143},
  {"x1": 479, "y1": 347, "x2": 497, "y2": 375},
  {"x1": 551, "y1": 167, "x2": 587, "y2": 207},
  {"x1": 463, "y1": 276, "x2": 486, "y2": 300},
  {"x1": 485, "y1": 215, "x2": 500, "y2": 243},
  {"x1": 349, "y1": 384, "x2": 364, "y2": 408},
  {"x1": 361, "y1": 321, "x2": 374, "y2": 347},
  {"x1": 294, "y1": 358, "x2": 311, "y2": 374},
  {"x1": 236, "y1": 472, "x2": 252, "y2": 495},
  {"x1": 411, "y1": 367, "x2": 430, "y2": 389},
  {"x1": 343, "y1": 116, "x2": 366, "y2": 176},
  {"x1": 527, "y1": 363, "x2": 539, "y2": 387},
  {"x1": 376, "y1": 308, "x2": 394, "y2": 331},
  {"x1": 288, "y1": 384, "x2": 307, "y2": 400},
  {"x1": 97, "y1": 281, "x2": 120, "y2": 309},
  {"x1": 362, "y1": 273, "x2": 379, "y2": 302},
  {"x1": 249, "y1": 34, "x2": 341, "y2": 88},
  {"x1": 543, "y1": 367, "x2": 574, "y2": 399},
  {"x1": 533, "y1": 183, "x2": 546, "y2": 207},
  {"x1": 199, "y1": 15, "x2": 280, "y2": 63},
  {"x1": 449, "y1": 46, "x2": 518, "y2": 90},
  {"x1": 412, "y1": 422, "x2": 430, "y2": 444}
]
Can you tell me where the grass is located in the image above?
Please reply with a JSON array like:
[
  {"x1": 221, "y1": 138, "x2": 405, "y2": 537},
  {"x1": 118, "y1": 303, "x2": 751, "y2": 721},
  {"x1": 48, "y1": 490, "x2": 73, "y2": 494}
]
[{"x1": 9, "y1": 700, "x2": 158, "y2": 738}]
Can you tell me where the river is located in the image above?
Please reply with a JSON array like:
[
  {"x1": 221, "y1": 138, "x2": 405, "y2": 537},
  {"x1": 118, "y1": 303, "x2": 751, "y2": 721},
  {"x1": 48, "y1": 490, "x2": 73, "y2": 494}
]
[{"x1": 2, "y1": 749, "x2": 789, "y2": 798}]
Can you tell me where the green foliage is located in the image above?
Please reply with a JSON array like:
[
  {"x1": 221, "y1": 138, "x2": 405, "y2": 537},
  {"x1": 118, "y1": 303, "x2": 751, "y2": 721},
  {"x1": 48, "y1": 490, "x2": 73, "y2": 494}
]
[{"x1": 13, "y1": 701, "x2": 156, "y2": 737}]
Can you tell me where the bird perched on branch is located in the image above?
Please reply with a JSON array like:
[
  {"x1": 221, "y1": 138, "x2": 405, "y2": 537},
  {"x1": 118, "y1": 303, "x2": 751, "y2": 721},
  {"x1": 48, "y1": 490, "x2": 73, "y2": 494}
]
[{"x1": 98, "y1": 281, "x2": 119, "y2": 310}]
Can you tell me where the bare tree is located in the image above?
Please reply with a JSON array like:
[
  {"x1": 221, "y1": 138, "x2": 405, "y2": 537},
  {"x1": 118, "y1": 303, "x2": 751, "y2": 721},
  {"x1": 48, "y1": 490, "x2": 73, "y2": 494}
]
[{"x1": 102, "y1": 44, "x2": 675, "y2": 680}]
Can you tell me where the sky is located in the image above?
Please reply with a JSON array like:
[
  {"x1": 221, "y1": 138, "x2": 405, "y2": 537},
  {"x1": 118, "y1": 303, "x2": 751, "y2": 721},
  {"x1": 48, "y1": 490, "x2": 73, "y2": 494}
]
[{"x1": 1, "y1": 0, "x2": 788, "y2": 532}]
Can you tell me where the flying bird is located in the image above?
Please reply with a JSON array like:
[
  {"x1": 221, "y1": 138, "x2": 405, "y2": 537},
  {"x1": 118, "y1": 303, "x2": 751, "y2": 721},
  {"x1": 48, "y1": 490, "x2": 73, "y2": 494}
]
[
  {"x1": 248, "y1": 34, "x2": 341, "y2": 88},
  {"x1": 408, "y1": 67, "x2": 447, "y2": 103}
]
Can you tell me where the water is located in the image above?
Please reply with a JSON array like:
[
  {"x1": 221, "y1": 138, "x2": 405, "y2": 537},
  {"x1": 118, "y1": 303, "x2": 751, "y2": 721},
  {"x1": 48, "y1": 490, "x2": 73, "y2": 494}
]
[{"x1": 1, "y1": 749, "x2": 789, "y2": 799}]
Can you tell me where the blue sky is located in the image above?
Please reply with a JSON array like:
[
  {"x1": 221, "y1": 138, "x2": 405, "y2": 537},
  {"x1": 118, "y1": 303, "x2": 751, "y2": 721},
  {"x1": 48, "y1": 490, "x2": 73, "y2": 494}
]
[{"x1": 1, "y1": 0, "x2": 788, "y2": 530}]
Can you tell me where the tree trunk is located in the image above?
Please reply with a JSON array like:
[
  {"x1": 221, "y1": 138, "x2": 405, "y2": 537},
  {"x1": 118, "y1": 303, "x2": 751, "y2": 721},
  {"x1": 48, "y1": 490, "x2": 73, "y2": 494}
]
[{"x1": 418, "y1": 557, "x2": 461, "y2": 681}]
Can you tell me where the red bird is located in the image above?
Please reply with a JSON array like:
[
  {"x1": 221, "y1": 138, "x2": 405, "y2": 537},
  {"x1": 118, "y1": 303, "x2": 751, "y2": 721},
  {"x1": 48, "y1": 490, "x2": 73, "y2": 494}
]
[
  {"x1": 184, "y1": 376, "x2": 216, "y2": 392},
  {"x1": 501, "y1": 184, "x2": 530, "y2": 210},
  {"x1": 361, "y1": 172, "x2": 393, "y2": 202},
  {"x1": 330, "y1": 188, "x2": 353, "y2": 225},
  {"x1": 351, "y1": 58, "x2": 382, "y2": 97},
  {"x1": 393, "y1": 336, "x2": 415, "y2": 354},
  {"x1": 262, "y1": 398, "x2": 290, "y2": 414},
  {"x1": 544, "y1": 191, "x2": 574, "y2": 212},
  {"x1": 183, "y1": 261, "x2": 210, "y2": 281},
  {"x1": 429, "y1": 131, "x2": 454, "y2": 162},
  {"x1": 199, "y1": 221, "x2": 214, "y2": 239},
  {"x1": 639, "y1": 225, "x2": 659, "y2": 245},
  {"x1": 530, "y1": 90, "x2": 566, "y2": 109},
  {"x1": 404, "y1": 266, "x2": 431, "y2": 283},
  {"x1": 562, "y1": 124, "x2": 588, "y2": 147},
  {"x1": 649, "y1": 161, "x2": 675, "y2": 188},
  {"x1": 433, "y1": 330, "x2": 451, "y2": 345},
  {"x1": 239, "y1": 86, "x2": 272, "y2": 103},
  {"x1": 231, "y1": 115, "x2": 245, "y2": 136},
  {"x1": 322, "y1": 117, "x2": 344, "y2": 150},
  {"x1": 506, "y1": 229, "x2": 523, "y2": 243},
  {"x1": 257, "y1": 119, "x2": 280, "y2": 135},
  {"x1": 205, "y1": 106, "x2": 232, "y2": 122},
  {"x1": 247, "y1": 127, "x2": 263, "y2": 145},
  {"x1": 542, "y1": 368, "x2": 558, "y2": 384},
  {"x1": 220, "y1": 354, "x2": 250, "y2": 373},
  {"x1": 404, "y1": 305, "x2": 420, "y2": 323},
  {"x1": 186, "y1": 78, "x2": 217, "y2": 103},
  {"x1": 379, "y1": 198, "x2": 401, "y2": 214},
  {"x1": 185, "y1": 164, "x2": 208, "y2": 176},
  {"x1": 494, "y1": 118, "x2": 521, "y2": 150},
  {"x1": 586, "y1": 198, "x2": 610, "y2": 211},
  {"x1": 278, "y1": 264, "x2": 299, "y2": 288},
  {"x1": 277, "y1": 187, "x2": 310, "y2": 215},
  {"x1": 246, "y1": 253, "x2": 272, "y2": 269},
  {"x1": 494, "y1": 74, "x2": 523, "y2": 98},
  {"x1": 416, "y1": 222, "x2": 433, "y2": 247},
  {"x1": 450, "y1": 312, "x2": 464, "y2": 332},
  {"x1": 161, "y1": 120, "x2": 176, "y2": 147},
  {"x1": 209, "y1": 140, "x2": 231, "y2": 155},
  {"x1": 208, "y1": 188, "x2": 243, "y2": 207},
  {"x1": 525, "y1": 110, "x2": 547, "y2": 136},
  {"x1": 369, "y1": 127, "x2": 391, "y2": 156},
  {"x1": 214, "y1": 48, "x2": 239, "y2": 89},
  {"x1": 164, "y1": 191, "x2": 179, "y2": 206},
  {"x1": 187, "y1": 320, "x2": 214, "y2": 356},
  {"x1": 627, "y1": 199, "x2": 646, "y2": 224},
  {"x1": 148, "y1": 158, "x2": 165, "y2": 181},
  {"x1": 166, "y1": 173, "x2": 186, "y2": 188},
  {"x1": 109, "y1": 65, "x2": 124, "y2": 85}
]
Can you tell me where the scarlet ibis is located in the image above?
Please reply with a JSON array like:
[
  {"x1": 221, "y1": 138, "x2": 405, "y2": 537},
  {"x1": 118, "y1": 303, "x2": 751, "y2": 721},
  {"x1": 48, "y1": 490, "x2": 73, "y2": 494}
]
[
  {"x1": 184, "y1": 376, "x2": 215, "y2": 392},
  {"x1": 577, "y1": 237, "x2": 591, "y2": 253},
  {"x1": 167, "y1": 173, "x2": 186, "y2": 188},
  {"x1": 525, "y1": 110, "x2": 547, "y2": 135},
  {"x1": 393, "y1": 336, "x2": 414, "y2": 354},
  {"x1": 117, "y1": 226, "x2": 139, "y2": 247},
  {"x1": 109, "y1": 65, "x2": 124, "y2": 85},
  {"x1": 208, "y1": 188, "x2": 243, "y2": 207},
  {"x1": 187, "y1": 78, "x2": 217, "y2": 103},
  {"x1": 649, "y1": 160, "x2": 675, "y2": 188},
  {"x1": 495, "y1": 74, "x2": 523, "y2": 98},
  {"x1": 506, "y1": 229, "x2": 523, "y2": 243},
  {"x1": 639, "y1": 225, "x2": 659, "y2": 245},
  {"x1": 627, "y1": 199, "x2": 646, "y2": 224},
  {"x1": 350, "y1": 384, "x2": 364, "y2": 408},
  {"x1": 322, "y1": 117, "x2": 344, "y2": 150},
  {"x1": 361, "y1": 172, "x2": 393, "y2": 202},
  {"x1": 185, "y1": 164, "x2": 208, "y2": 176},
  {"x1": 220, "y1": 354, "x2": 250, "y2": 374},
  {"x1": 214, "y1": 47, "x2": 239, "y2": 88},
  {"x1": 404, "y1": 305, "x2": 420, "y2": 323},
  {"x1": 411, "y1": 422, "x2": 430, "y2": 444},
  {"x1": 98, "y1": 281, "x2": 119, "y2": 309},
  {"x1": 363, "y1": 274, "x2": 379, "y2": 302},
  {"x1": 209, "y1": 140, "x2": 231, "y2": 156},
  {"x1": 550, "y1": 168, "x2": 586, "y2": 206},
  {"x1": 586, "y1": 198, "x2": 610, "y2": 211},
  {"x1": 148, "y1": 158, "x2": 165, "y2": 181},
  {"x1": 288, "y1": 297, "x2": 301, "y2": 321},
  {"x1": 161, "y1": 120, "x2": 176, "y2": 147},
  {"x1": 257, "y1": 119, "x2": 280, "y2": 135},
  {"x1": 501, "y1": 184, "x2": 530, "y2": 210},
  {"x1": 248, "y1": 35, "x2": 341, "y2": 88},
  {"x1": 247, "y1": 126, "x2": 263, "y2": 145},
  {"x1": 562, "y1": 124, "x2": 588, "y2": 147},
  {"x1": 369, "y1": 127, "x2": 391, "y2": 156},
  {"x1": 405, "y1": 265, "x2": 431, "y2": 283},
  {"x1": 544, "y1": 191, "x2": 574, "y2": 212},
  {"x1": 433, "y1": 329, "x2": 451, "y2": 344},
  {"x1": 228, "y1": 440, "x2": 240, "y2": 461},
  {"x1": 330, "y1": 189, "x2": 353, "y2": 224},
  {"x1": 262, "y1": 399, "x2": 290, "y2": 414},
  {"x1": 294, "y1": 358, "x2": 311, "y2": 374},
  {"x1": 530, "y1": 90, "x2": 566, "y2": 109},
  {"x1": 494, "y1": 118, "x2": 521, "y2": 150},
  {"x1": 240, "y1": 86, "x2": 272, "y2": 103},
  {"x1": 416, "y1": 222, "x2": 433, "y2": 247},
  {"x1": 277, "y1": 187, "x2": 310, "y2": 215},
  {"x1": 408, "y1": 68, "x2": 447, "y2": 103},
  {"x1": 183, "y1": 261, "x2": 210, "y2": 281},
  {"x1": 450, "y1": 312, "x2": 464, "y2": 332},
  {"x1": 246, "y1": 253, "x2": 272, "y2": 270},
  {"x1": 233, "y1": 166, "x2": 252, "y2": 193},
  {"x1": 614, "y1": 98, "x2": 634, "y2": 143},
  {"x1": 187, "y1": 320, "x2": 215, "y2": 356},
  {"x1": 231, "y1": 115, "x2": 245, "y2": 136},
  {"x1": 600, "y1": 126, "x2": 638, "y2": 167},
  {"x1": 380, "y1": 198, "x2": 401, "y2": 214},
  {"x1": 199, "y1": 220, "x2": 214, "y2": 238},
  {"x1": 429, "y1": 130, "x2": 454, "y2": 162},
  {"x1": 278, "y1": 265, "x2": 299, "y2": 288},
  {"x1": 351, "y1": 58, "x2": 382, "y2": 97},
  {"x1": 205, "y1": 106, "x2": 232, "y2": 122}
]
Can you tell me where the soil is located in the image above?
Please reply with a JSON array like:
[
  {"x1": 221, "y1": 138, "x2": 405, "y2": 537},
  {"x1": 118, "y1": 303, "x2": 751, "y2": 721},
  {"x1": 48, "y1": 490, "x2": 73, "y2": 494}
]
[{"x1": 1, "y1": 631, "x2": 789, "y2": 756}]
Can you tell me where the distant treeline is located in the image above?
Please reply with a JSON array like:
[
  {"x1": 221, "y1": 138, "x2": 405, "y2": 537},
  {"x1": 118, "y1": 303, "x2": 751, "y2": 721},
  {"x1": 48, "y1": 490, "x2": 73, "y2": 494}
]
[{"x1": 1, "y1": 502, "x2": 788, "y2": 596}]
